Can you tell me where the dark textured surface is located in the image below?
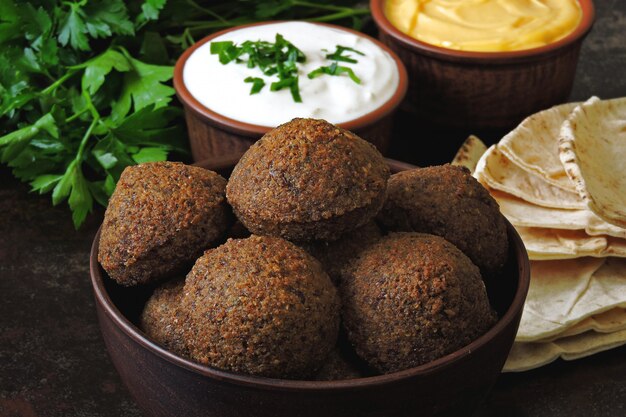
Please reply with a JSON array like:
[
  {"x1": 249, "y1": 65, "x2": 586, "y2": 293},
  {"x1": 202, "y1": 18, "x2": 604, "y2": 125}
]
[{"x1": 1, "y1": 1, "x2": 626, "y2": 416}]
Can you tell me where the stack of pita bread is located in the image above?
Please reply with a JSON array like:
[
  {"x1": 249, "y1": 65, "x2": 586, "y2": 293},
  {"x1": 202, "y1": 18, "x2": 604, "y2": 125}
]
[{"x1": 471, "y1": 96, "x2": 626, "y2": 372}]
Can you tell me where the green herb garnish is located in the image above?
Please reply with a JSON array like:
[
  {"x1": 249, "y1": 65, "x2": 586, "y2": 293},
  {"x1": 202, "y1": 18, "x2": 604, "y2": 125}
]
[
  {"x1": 325, "y1": 45, "x2": 365, "y2": 63},
  {"x1": 244, "y1": 77, "x2": 266, "y2": 95},
  {"x1": 307, "y1": 62, "x2": 361, "y2": 84},
  {"x1": 308, "y1": 44, "x2": 365, "y2": 84},
  {"x1": 211, "y1": 34, "x2": 305, "y2": 102},
  {"x1": 270, "y1": 76, "x2": 302, "y2": 103}
]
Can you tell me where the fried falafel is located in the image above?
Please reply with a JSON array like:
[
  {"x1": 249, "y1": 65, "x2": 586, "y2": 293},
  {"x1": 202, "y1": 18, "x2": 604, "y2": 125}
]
[
  {"x1": 140, "y1": 279, "x2": 188, "y2": 357},
  {"x1": 313, "y1": 347, "x2": 363, "y2": 381},
  {"x1": 378, "y1": 164, "x2": 508, "y2": 278},
  {"x1": 340, "y1": 232, "x2": 497, "y2": 373},
  {"x1": 181, "y1": 235, "x2": 340, "y2": 379},
  {"x1": 98, "y1": 162, "x2": 232, "y2": 286},
  {"x1": 226, "y1": 118, "x2": 390, "y2": 242}
]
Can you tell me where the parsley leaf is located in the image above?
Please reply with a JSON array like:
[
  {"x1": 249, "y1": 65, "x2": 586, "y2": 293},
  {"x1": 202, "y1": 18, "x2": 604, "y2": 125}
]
[
  {"x1": 57, "y1": 3, "x2": 90, "y2": 51},
  {"x1": 137, "y1": 0, "x2": 168, "y2": 25},
  {"x1": 111, "y1": 49, "x2": 175, "y2": 120},
  {"x1": 325, "y1": 45, "x2": 365, "y2": 63},
  {"x1": 307, "y1": 62, "x2": 361, "y2": 84},
  {"x1": 58, "y1": 1, "x2": 134, "y2": 51},
  {"x1": 210, "y1": 33, "x2": 305, "y2": 103},
  {"x1": 244, "y1": 77, "x2": 266, "y2": 95},
  {"x1": 73, "y1": 49, "x2": 131, "y2": 95}
]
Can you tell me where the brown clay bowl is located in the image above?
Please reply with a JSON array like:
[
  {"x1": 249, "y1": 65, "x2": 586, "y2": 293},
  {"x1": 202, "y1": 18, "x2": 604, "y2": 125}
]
[
  {"x1": 370, "y1": 0, "x2": 595, "y2": 131},
  {"x1": 89, "y1": 157, "x2": 530, "y2": 417},
  {"x1": 173, "y1": 21, "x2": 409, "y2": 162}
]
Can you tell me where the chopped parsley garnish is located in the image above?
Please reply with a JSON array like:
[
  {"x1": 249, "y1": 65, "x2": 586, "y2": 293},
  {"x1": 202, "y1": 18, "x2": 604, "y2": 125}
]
[
  {"x1": 325, "y1": 45, "x2": 365, "y2": 63},
  {"x1": 210, "y1": 34, "x2": 305, "y2": 102},
  {"x1": 307, "y1": 44, "x2": 365, "y2": 84},
  {"x1": 244, "y1": 77, "x2": 266, "y2": 95},
  {"x1": 211, "y1": 39, "x2": 366, "y2": 100},
  {"x1": 307, "y1": 62, "x2": 361, "y2": 84}
]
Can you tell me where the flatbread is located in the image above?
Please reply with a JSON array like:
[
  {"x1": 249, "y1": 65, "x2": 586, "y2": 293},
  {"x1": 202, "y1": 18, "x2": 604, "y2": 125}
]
[
  {"x1": 498, "y1": 102, "x2": 579, "y2": 192},
  {"x1": 517, "y1": 258, "x2": 626, "y2": 342},
  {"x1": 491, "y1": 189, "x2": 626, "y2": 239},
  {"x1": 504, "y1": 328, "x2": 626, "y2": 372},
  {"x1": 537, "y1": 308, "x2": 626, "y2": 342},
  {"x1": 559, "y1": 96, "x2": 626, "y2": 229},
  {"x1": 517, "y1": 257, "x2": 604, "y2": 341},
  {"x1": 517, "y1": 226, "x2": 626, "y2": 260},
  {"x1": 451, "y1": 135, "x2": 487, "y2": 173},
  {"x1": 519, "y1": 258, "x2": 626, "y2": 341},
  {"x1": 475, "y1": 145, "x2": 584, "y2": 210}
]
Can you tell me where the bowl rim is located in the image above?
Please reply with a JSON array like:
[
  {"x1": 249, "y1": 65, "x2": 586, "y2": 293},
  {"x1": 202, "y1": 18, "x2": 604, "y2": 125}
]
[
  {"x1": 370, "y1": 0, "x2": 596, "y2": 63},
  {"x1": 89, "y1": 164, "x2": 530, "y2": 392},
  {"x1": 173, "y1": 20, "x2": 409, "y2": 137}
]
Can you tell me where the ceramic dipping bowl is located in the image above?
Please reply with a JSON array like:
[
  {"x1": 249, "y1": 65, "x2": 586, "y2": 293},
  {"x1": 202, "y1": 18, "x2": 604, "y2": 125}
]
[
  {"x1": 174, "y1": 21, "x2": 408, "y2": 162},
  {"x1": 370, "y1": 0, "x2": 595, "y2": 131},
  {"x1": 89, "y1": 158, "x2": 530, "y2": 417}
]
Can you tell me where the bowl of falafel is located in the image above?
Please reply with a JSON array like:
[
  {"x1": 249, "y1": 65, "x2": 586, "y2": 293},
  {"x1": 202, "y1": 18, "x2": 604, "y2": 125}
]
[{"x1": 89, "y1": 118, "x2": 530, "y2": 417}]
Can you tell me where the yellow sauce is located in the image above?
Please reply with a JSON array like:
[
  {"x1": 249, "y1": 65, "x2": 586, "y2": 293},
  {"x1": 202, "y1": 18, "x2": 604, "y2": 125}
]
[{"x1": 384, "y1": 0, "x2": 583, "y2": 52}]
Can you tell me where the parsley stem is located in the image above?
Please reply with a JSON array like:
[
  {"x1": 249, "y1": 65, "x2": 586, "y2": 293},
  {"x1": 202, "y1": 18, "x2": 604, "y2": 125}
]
[
  {"x1": 185, "y1": 0, "x2": 229, "y2": 23},
  {"x1": 178, "y1": 17, "x2": 253, "y2": 32},
  {"x1": 41, "y1": 70, "x2": 79, "y2": 95},
  {"x1": 74, "y1": 116, "x2": 98, "y2": 164},
  {"x1": 82, "y1": 90, "x2": 102, "y2": 122},
  {"x1": 65, "y1": 108, "x2": 90, "y2": 123}
]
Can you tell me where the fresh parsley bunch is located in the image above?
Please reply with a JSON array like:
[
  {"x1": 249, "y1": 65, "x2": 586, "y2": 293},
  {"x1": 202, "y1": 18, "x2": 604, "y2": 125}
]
[
  {"x1": 0, "y1": 0, "x2": 184, "y2": 228},
  {"x1": 0, "y1": 0, "x2": 369, "y2": 228}
]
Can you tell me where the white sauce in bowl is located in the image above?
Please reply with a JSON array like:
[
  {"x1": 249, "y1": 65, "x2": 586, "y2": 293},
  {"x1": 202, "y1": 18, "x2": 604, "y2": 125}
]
[{"x1": 183, "y1": 21, "x2": 400, "y2": 127}]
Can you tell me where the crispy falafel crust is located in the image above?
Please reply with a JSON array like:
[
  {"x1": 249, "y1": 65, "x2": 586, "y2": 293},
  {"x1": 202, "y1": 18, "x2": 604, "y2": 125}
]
[
  {"x1": 98, "y1": 162, "x2": 232, "y2": 286},
  {"x1": 340, "y1": 233, "x2": 497, "y2": 374},
  {"x1": 313, "y1": 347, "x2": 363, "y2": 381},
  {"x1": 181, "y1": 235, "x2": 340, "y2": 379},
  {"x1": 140, "y1": 279, "x2": 188, "y2": 357},
  {"x1": 226, "y1": 118, "x2": 390, "y2": 241},
  {"x1": 378, "y1": 164, "x2": 508, "y2": 278}
]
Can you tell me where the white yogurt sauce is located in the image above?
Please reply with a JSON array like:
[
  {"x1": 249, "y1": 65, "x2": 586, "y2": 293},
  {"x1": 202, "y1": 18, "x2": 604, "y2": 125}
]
[{"x1": 183, "y1": 21, "x2": 400, "y2": 127}]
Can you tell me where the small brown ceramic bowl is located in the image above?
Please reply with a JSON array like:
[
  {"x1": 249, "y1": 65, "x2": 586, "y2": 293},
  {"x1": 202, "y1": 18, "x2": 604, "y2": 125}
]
[
  {"x1": 371, "y1": 0, "x2": 595, "y2": 131},
  {"x1": 174, "y1": 21, "x2": 408, "y2": 162},
  {"x1": 89, "y1": 157, "x2": 530, "y2": 417}
]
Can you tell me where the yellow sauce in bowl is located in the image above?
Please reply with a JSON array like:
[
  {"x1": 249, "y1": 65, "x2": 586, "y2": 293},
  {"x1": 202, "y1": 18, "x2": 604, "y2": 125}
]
[{"x1": 384, "y1": 0, "x2": 583, "y2": 52}]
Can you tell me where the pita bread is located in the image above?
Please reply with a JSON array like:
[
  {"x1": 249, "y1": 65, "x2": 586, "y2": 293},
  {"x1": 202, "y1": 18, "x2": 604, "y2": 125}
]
[
  {"x1": 504, "y1": 328, "x2": 626, "y2": 372},
  {"x1": 475, "y1": 145, "x2": 585, "y2": 210},
  {"x1": 498, "y1": 102, "x2": 579, "y2": 192},
  {"x1": 517, "y1": 227, "x2": 626, "y2": 260},
  {"x1": 517, "y1": 258, "x2": 626, "y2": 342},
  {"x1": 537, "y1": 308, "x2": 626, "y2": 342},
  {"x1": 451, "y1": 135, "x2": 487, "y2": 173},
  {"x1": 559, "y1": 96, "x2": 626, "y2": 229},
  {"x1": 491, "y1": 189, "x2": 626, "y2": 239},
  {"x1": 517, "y1": 257, "x2": 605, "y2": 341}
]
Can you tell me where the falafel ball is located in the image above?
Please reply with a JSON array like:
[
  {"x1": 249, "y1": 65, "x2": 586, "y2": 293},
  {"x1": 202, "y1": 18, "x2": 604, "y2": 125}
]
[
  {"x1": 378, "y1": 165, "x2": 508, "y2": 278},
  {"x1": 302, "y1": 221, "x2": 383, "y2": 285},
  {"x1": 98, "y1": 162, "x2": 232, "y2": 286},
  {"x1": 340, "y1": 232, "x2": 497, "y2": 374},
  {"x1": 140, "y1": 279, "x2": 188, "y2": 357},
  {"x1": 181, "y1": 235, "x2": 340, "y2": 379},
  {"x1": 226, "y1": 118, "x2": 390, "y2": 242},
  {"x1": 313, "y1": 347, "x2": 363, "y2": 381}
]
